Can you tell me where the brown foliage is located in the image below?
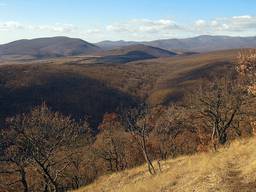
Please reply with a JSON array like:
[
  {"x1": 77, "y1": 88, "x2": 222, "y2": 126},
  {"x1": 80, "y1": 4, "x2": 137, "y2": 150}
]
[
  {"x1": 188, "y1": 77, "x2": 246, "y2": 150},
  {"x1": 1, "y1": 103, "x2": 89, "y2": 192},
  {"x1": 1, "y1": 50, "x2": 256, "y2": 191},
  {"x1": 94, "y1": 113, "x2": 130, "y2": 172},
  {"x1": 236, "y1": 49, "x2": 256, "y2": 95}
]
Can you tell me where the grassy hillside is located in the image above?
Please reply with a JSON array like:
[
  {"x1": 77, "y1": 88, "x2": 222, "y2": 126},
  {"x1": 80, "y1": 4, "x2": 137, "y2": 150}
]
[{"x1": 75, "y1": 138, "x2": 256, "y2": 192}]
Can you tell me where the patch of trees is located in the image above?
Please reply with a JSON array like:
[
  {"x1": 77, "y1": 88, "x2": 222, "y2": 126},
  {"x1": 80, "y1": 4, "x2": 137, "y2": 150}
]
[
  {"x1": 0, "y1": 50, "x2": 255, "y2": 191},
  {"x1": 0, "y1": 104, "x2": 91, "y2": 192}
]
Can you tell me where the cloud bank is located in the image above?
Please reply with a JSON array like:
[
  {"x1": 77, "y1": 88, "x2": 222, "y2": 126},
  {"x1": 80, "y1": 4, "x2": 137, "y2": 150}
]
[{"x1": 0, "y1": 15, "x2": 256, "y2": 43}]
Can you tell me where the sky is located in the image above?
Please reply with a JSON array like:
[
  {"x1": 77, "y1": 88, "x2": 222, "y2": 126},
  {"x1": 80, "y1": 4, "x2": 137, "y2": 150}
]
[{"x1": 0, "y1": 0, "x2": 256, "y2": 44}]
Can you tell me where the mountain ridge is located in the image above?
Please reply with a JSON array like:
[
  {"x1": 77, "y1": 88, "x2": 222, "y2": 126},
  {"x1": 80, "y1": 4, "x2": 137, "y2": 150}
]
[
  {"x1": 1, "y1": 35, "x2": 256, "y2": 59},
  {"x1": 96, "y1": 35, "x2": 256, "y2": 52},
  {"x1": 0, "y1": 36, "x2": 101, "y2": 58},
  {"x1": 94, "y1": 44, "x2": 177, "y2": 64}
]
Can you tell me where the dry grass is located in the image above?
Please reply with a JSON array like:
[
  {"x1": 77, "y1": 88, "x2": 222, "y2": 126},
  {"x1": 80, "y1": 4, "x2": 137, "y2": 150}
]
[{"x1": 74, "y1": 137, "x2": 256, "y2": 192}]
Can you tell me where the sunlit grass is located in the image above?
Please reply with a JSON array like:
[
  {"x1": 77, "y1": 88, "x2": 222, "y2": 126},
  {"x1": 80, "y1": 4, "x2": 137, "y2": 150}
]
[{"x1": 74, "y1": 137, "x2": 256, "y2": 192}]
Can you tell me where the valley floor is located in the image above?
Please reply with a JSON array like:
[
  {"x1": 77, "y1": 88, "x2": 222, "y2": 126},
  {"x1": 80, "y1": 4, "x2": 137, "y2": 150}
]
[{"x1": 74, "y1": 138, "x2": 256, "y2": 192}]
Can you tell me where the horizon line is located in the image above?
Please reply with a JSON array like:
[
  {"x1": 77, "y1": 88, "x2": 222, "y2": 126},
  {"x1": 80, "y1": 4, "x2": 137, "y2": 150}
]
[{"x1": 1, "y1": 34, "x2": 256, "y2": 45}]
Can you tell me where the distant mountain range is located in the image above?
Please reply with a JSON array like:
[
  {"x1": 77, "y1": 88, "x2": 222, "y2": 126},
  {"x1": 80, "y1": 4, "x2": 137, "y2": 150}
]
[
  {"x1": 0, "y1": 35, "x2": 256, "y2": 59},
  {"x1": 0, "y1": 36, "x2": 101, "y2": 58},
  {"x1": 96, "y1": 35, "x2": 256, "y2": 52}
]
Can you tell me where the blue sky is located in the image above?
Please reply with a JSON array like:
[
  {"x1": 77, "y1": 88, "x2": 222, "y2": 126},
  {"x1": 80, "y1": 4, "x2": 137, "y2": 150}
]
[{"x1": 0, "y1": 0, "x2": 256, "y2": 43}]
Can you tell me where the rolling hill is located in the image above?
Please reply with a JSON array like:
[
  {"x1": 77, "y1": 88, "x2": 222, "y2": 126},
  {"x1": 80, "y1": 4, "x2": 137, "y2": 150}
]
[
  {"x1": 0, "y1": 49, "x2": 239, "y2": 128},
  {"x1": 95, "y1": 44, "x2": 177, "y2": 64},
  {"x1": 1, "y1": 35, "x2": 255, "y2": 60},
  {"x1": 96, "y1": 35, "x2": 256, "y2": 52},
  {"x1": 98, "y1": 44, "x2": 177, "y2": 57},
  {"x1": 146, "y1": 35, "x2": 256, "y2": 52},
  {"x1": 75, "y1": 138, "x2": 256, "y2": 192},
  {"x1": 95, "y1": 40, "x2": 136, "y2": 50},
  {"x1": 0, "y1": 36, "x2": 101, "y2": 58},
  {"x1": 0, "y1": 39, "x2": 254, "y2": 192}
]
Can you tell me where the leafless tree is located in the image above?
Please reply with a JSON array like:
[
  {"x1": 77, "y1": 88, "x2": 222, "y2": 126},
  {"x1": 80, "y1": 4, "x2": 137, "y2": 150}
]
[
  {"x1": 122, "y1": 104, "x2": 156, "y2": 175},
  {"x1": 190, "y1": 78, "x2": 244, "y2": 150},
  {"x1": 236, "y1": 49, "x2": 256, "y2": 135},
  {"x1": 94, "y1": 113, "x2": 129, "y2": 172},
  {"x1": 152, "y1": 105, "x2": 193, "y2": 159},
  {"x1": 5, "y1": 103, "x2": 84, "y2": 192},
  {"x1": 236, "y1": 49, "x2": 256, "y2": 95},
  {"x1": 0, "y1": 128, "x2": 30, "y2": 192}
]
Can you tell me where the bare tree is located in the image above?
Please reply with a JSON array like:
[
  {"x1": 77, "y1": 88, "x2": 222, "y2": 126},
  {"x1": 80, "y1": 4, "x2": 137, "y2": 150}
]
[
  {"x1": 122, "y1": 104, "x2": 156, "y2": 175},
  {"x1": 0, "y1": 129, "x2": 30, "y2": 192},
  {"x1": 236, "y1": 49, "x2": 256, "y2": 135},
  {"x1": 94, "y1": 113, "x2": 129, "y2": 172},
  {"x1": 236, "y1": 49, "x2": 256, "y2": 95},
  {"x1": 190, "y1": 78, "x2": 244, "y2": 150},
  {"x1": 152, "y1": 105, "x2": 193, "y2": 159},
  {"x1": 5, "y1": 103, "x2": 84, "y2": 192},
  {"x1": 64, "y1": 145, "x2": 98, "y2": 190}
]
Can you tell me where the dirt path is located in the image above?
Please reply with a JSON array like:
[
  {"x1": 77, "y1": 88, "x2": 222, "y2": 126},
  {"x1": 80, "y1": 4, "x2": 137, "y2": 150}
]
[{"x1": 225, "y1": 161, "x2": 256, "y2": 192}]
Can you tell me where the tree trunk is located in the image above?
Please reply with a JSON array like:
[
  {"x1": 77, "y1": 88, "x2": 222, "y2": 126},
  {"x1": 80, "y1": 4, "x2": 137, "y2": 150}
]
[
  {"x1": 142, "y1": 149, "x2": 155, "y2": 175},
  {"x1": 37, "y1": 163, "x2": 59, "y2": 192},
  {"x1": 219, "y1": 132, "x2": 227, "y2": 145},
  {"x1": 19, "y1": 167, "x2": 29, "y2": 192},
  {"x1": 157, "y1": 160, "x2": 162, "y2": 172},
  {"x1": 141, "y1": 137, "x2": 156, "y2": 175}
]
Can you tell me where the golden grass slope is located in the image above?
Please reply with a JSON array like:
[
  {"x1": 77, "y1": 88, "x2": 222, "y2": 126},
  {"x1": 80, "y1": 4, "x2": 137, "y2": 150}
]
[{"x1": 75, "y1": 138, "x2": 256, "y2": 192}]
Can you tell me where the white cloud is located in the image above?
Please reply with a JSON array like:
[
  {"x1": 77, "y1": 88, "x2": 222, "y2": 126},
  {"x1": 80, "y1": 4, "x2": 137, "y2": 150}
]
[
  {"x1": 228, "y1": 15, "x2": 256, "y2": 31},
  {"x1": 0, "y1": 21, "x2": 24, "y2": 31},
  {"x1": 195, "y1": 19, "x2": 207, "y2": 27},
  {"x1": 189, "y1": 15, "x2": 256, "y2": 36},
  {"x1": 0, "y1": 21, "x2": 101, "y2": 43},
  {"x1": 106, "y1": 19, "x2": 181, "y2": 34},
  {"x1": 104, "y1": 19, "x2": 191, "y2": 41},
  {"x1": 232, "y1": 15, "x2": 252, "y2": 19},
  {"x1": 0, "y1": 15, "x2": 256, "y2": 43},
  {"x1": 0, "y1": 21, "x2": 80, "y2": 34},
  {"x1": 105, "y1": 16, "x2": 256, "y2": 41},
  {"x1": 32, "y1": 23, "x2": 76, "y2": 33}
]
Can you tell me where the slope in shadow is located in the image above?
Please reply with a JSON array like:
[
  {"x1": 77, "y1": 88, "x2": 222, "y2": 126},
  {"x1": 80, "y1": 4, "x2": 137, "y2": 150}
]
[
  {"x1": 0, "y1": 68, "x2": 138, "y2": 130},
  {"x1": 95, "y1": 51, "x2": 157, "y2": 64}
]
